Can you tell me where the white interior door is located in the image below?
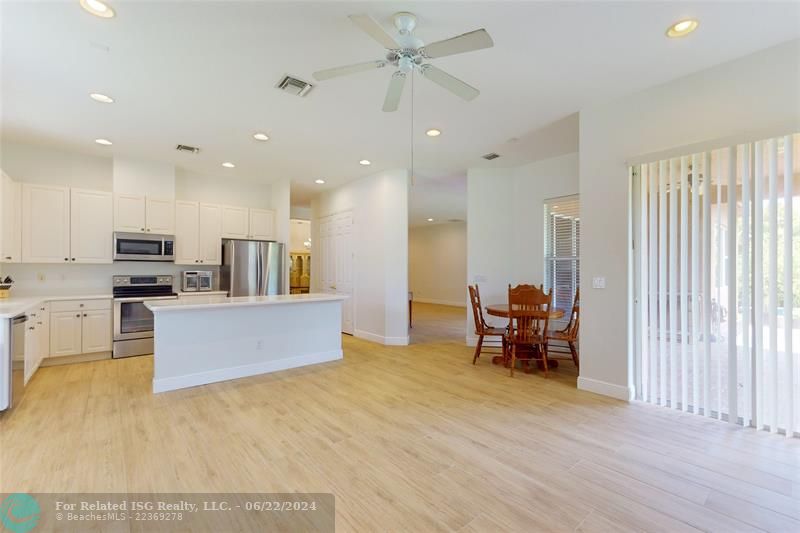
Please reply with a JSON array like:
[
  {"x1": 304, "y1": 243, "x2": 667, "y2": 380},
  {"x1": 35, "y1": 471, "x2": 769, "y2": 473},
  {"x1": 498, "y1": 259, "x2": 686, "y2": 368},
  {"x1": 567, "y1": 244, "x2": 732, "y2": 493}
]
[{"x1": 334, "y1": 212, "x2": 354, "y2": 335}]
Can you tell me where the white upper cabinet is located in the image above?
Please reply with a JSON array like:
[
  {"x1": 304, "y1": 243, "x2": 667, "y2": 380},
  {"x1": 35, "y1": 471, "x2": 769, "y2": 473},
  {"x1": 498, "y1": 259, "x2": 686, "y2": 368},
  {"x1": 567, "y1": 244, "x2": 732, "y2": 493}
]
[
  {"x1": 221, "y1": 205, "x2": 249, "y2": 239},
  {"x1": 176, "y1": 201, "x2": 222, "y2": 265},
  {"x1": 22, "y1": 184, "x2": 70, "y2": 263},
  {"x1": 146, "y1": 197, "x2": 175, "y2": 234},
  {"x1": 198, "y1": 203, "x2": 222, "y2": 265},
  {"x1": 114, "y1": 193, "x2": 146, "y2": 233},
  {"x1": 175, "y1": 201, "x2": 200, "y2": 265},
  {"x1": 249, "y1": 208, "x2": 275, "y2": 240},
  {"x1": 70, "y1": 189, "x2": 113, "y2": 264},
  {"x1": 1, "y1": 172, "x2": 21, "y2": 263}
]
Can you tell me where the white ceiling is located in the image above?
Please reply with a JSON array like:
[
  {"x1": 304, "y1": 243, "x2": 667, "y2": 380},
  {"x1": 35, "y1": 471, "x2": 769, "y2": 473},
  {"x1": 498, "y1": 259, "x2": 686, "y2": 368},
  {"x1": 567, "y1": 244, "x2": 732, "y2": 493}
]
[{"x1": 2, "y1": 1, "x2": 799, "y2": 222}]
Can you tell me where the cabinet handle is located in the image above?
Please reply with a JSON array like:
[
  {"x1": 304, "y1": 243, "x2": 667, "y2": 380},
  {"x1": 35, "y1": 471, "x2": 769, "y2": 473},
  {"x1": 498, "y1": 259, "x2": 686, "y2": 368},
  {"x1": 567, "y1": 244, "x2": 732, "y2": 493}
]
[
  {"x1": 4, "y1": 256, "x2": 11, "y2": 260},
  {"x1": 37, "y1": 321, "x2": 43, "y2": 325},
  {"x1": 71, "y1": 258, "x2": 76, "y2": 261},
  {"x1": 75, "y1": 314, "x2": 80, "y2": 318},
  {"x1": 28, "y1": 326, "x2": 35, "y2": 330},
  {"x1": 83, "y1": 314, "x2": 87, "y2": 317},
  {"x1": 64, "y1": 257, "x2": 68, "y2": 261},
  {"x1": 140, "y1": 227, "x2": 145, "y2": 231},
  {"x1": 79, "y1": 303, "x2": 84, "y2": 307}
]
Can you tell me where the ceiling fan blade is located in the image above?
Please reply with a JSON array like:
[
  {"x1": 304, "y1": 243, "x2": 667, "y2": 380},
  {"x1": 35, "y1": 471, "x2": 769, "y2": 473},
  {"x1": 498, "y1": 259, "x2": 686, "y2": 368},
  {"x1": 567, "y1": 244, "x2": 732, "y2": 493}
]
[
  {"x1": 348, "y1": 14, "x2": 399, "y2": 50},
  {"x1": 313, "y1": 60, "x2": 387, "y2": 81},
  {"x1": 382, "y1": 72, "x2": 406, "y2": 112},
  {"x1": 422, "y1": 29, "x2": 494, "y2": 59},
  {"x1": 419, "y1": 65, "x2": 479, "y2": 101}
]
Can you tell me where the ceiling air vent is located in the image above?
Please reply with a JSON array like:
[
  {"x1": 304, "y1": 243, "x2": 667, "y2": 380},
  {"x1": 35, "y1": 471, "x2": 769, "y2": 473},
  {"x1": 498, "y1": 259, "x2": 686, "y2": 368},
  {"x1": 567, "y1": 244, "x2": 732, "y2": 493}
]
[
  {"x1": 176, "y1": 144, "x2": 200, "y2": 154},
  {"x1": 482, "y1": 152, "x2": 501, "y2": 161},
  {"x1": 276, "y1": 75, "x2": 314, "y2": 97}
]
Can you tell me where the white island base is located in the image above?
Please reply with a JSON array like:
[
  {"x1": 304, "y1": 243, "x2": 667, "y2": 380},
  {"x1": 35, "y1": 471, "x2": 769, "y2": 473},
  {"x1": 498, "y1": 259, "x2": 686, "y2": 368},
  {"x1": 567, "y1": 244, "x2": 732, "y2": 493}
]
[{"x1": 145, "y1": 294, "x2": 347, "y2": 393}]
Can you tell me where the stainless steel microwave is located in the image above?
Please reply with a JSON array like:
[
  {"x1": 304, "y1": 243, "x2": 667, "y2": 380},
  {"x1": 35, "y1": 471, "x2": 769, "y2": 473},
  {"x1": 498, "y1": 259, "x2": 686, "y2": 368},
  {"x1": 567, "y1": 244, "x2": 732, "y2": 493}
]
[{"x1": 113, "y1": 232, "x2": 175, "y2": 262}]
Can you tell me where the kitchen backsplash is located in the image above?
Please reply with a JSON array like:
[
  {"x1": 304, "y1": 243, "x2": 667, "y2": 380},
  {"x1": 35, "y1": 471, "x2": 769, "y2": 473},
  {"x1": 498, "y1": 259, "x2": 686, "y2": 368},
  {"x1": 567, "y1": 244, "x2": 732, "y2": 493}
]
[{"x1": 2, "y1": 263, "x2": 219, "y2": 296}]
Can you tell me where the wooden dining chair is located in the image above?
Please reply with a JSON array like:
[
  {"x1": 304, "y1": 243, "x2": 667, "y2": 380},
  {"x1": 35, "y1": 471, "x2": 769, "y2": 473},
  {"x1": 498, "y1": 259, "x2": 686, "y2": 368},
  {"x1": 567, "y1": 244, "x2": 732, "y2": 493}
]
[
  {"x1": 469, "y1": 285, "x2": 506, "y2": 364},
  {"x1": 505, "y1": 284, "x2": 552, "y2": 377},
  {"x1": 547, "y1": 289, "x2": 580, "y2": 369}
]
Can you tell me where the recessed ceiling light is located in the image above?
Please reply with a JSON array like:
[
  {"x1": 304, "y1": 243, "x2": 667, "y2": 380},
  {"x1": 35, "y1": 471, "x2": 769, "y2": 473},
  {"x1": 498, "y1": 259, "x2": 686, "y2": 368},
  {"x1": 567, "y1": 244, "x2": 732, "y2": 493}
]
[
  {"x1": 80, "y1": 0, "x2": 115, "y2": 18},
  {"x1": 222, "y1": 162, "x2": 235, "y2": 168},
  {"x1": 359, "y1": 159, "x2": 371, "y2": 166},
  {"x1": 666, "y1": 19, "x2": 698, "y2": 38},
  {"x1": 253, "y1": 132, "x2": 269, "y2": 141},
  {"x1": 426, "y1": 129, "x2": 441, "y2": 137},
  {"x1": 427, "y1": 218, "x2": 434, "y2": 222},
  {"x1": 89, "y1": 92, "x2": 114, "y2": 103},
  {"x1": 94, "y1": 138, "x2": 112, "y2": 146},
  {"x1": 315, "y1": 179, "x2": 325, "y2": 184}
]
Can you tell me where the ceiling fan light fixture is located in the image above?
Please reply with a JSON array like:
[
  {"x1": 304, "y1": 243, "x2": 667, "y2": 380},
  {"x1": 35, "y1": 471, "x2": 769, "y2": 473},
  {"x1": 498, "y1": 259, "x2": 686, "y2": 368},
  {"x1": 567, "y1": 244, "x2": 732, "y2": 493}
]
[
  {"x1": 666, "y1": 19, "x2": 698, "y2": 38},
  {"x1": 426, "y1": 128, "x2": 441, "y2": 137}
]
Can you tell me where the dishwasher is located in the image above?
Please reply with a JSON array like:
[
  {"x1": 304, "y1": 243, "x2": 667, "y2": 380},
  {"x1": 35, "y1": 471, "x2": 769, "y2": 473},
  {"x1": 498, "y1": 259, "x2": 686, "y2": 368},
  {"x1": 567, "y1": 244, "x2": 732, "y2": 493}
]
[{"x1": 0, "y1": 314, "x2": 27, "y2": 412}]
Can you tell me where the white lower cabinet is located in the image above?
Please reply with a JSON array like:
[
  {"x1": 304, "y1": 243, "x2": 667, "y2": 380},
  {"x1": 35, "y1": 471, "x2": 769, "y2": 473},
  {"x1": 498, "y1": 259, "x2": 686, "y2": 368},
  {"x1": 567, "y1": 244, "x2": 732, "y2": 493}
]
[
  {"x1": 49, "y1": 300, "x2": 112, "y2": 357},
  {"x1": 50, "y1": 311, "x2": 83, "y2": 357}
]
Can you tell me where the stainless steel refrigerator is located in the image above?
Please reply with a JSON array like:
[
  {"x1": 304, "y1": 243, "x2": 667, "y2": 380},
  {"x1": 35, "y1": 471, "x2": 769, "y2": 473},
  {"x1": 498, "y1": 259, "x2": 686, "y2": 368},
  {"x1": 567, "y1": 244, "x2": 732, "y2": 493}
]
[{"x1": 220, "y1": 240, "x2": 285, "y2": 297}]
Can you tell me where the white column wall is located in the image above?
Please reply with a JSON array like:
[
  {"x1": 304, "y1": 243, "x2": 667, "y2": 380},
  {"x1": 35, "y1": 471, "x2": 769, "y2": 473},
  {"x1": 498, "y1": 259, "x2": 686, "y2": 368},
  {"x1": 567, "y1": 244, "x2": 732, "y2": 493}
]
[{"x1": 310, "y1": 169, "x2": 409, "y2": 345}]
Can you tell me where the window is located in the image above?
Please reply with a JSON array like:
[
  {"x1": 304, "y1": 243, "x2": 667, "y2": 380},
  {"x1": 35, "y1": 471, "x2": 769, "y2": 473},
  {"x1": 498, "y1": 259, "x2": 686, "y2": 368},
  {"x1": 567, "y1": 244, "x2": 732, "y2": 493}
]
[{"x1": 544, "y1": 195, "x2": 580, "y2": 315}]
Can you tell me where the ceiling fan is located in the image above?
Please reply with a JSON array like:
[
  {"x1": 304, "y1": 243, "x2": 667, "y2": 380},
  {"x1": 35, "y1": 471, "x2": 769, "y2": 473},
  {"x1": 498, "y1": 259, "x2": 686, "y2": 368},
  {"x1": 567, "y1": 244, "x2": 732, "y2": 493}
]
[{"x1": 313, "y1": 12, "x2": 494, "y2": 112}]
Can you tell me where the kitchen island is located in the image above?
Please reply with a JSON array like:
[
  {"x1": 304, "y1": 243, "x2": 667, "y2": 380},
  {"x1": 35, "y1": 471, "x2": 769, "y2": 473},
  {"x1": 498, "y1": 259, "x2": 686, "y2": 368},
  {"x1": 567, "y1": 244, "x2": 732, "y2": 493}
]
[{"x1": 145, "y1": 293, "x2": 348, "y2": 393}]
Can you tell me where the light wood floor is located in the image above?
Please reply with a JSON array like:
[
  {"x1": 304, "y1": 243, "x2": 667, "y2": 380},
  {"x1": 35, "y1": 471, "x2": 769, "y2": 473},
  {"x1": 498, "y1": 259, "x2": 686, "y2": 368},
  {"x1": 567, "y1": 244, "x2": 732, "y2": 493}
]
[{"x1": 2, "y1": 303, "x2": 799, "y2": 532}]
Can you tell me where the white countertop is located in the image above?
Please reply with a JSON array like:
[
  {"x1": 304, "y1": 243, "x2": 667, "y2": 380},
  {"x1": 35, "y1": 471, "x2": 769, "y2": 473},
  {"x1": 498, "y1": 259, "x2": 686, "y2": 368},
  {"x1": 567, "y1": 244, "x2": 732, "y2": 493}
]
[
  {"x1": 0, "y1": 293, "x2": 113, "y2": 319},
  {"x1": 146, "y1": 293, "x2": 348, "y2": 313}
]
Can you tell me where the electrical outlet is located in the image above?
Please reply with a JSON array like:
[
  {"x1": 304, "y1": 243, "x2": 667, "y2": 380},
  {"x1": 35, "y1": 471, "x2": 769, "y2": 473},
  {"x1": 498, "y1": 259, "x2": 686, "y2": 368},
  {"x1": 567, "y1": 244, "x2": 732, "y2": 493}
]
[{"x1": 592, "y1": 276, "x2": 606, "y2": 289}]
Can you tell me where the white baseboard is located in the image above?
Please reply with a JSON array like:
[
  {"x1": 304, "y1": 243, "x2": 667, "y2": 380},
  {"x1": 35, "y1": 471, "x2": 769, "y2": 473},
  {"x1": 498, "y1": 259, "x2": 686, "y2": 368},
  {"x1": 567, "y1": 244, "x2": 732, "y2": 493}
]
[
  {"x1": 41, "y1": 351, "x2": 111, "y2": 367},
  {"x1": 577, "y1": 376, "x2": 634, "y2": 401},
  {"x1": 412, "y1": 297, "x2": 466, "y2": 308},
  {"x1": 354, "y1": 329, "x2": 409, "y2": 346},
  {"x1": 153, "y1": 349, "x2": 343, "y2": 393}
]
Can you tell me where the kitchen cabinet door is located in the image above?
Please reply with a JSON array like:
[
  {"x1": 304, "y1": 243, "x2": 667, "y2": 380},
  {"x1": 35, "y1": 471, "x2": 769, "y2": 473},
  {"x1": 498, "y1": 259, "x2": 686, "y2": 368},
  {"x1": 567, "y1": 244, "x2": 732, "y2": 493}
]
[
  {"x1": 49, "y1": 311, "x2": 82, "y2": 357},
  {"x1": 81, "y1": 309, "x2": 112, "y2": 353},
  {"x1": 1, "y1": 173, "x2": 21, "y2": 263},
  {"x1": 248, "y1": 208, "x2": 275, "y2": 240},
  {"x1": 34, "y1": 303, "x2": 49, "y2": 366},
  {"x1": 114, "y1": 194, "x2": 146, "y2": 233},
  {"x1": 198, "y1": 203, "x2": 222, "y2": 265},
  {"x1": 221, "y1": 205, "x2": 248, "y2": 239},
  {"x1": 21, "y1": 183, "x2": 71, "y2": 263},
  {"x1": 70, "y1": 189, "x2": 113, "y2": 264},
  {"x1": 145, "y1": 197, "x2": 175, "y2": 234},
  {"x1": 24, "y1": 322, "x2": 38, "y2": 384},
  {"x1": 174, "y1": 201, "x2": 200, "y2": 265}
]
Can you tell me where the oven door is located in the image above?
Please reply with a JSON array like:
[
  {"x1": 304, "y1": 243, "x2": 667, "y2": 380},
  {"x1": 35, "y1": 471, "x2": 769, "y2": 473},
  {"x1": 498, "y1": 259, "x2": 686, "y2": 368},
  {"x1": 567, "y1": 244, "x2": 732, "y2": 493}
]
[{"x1": 113, "y1": 297, "x2": 175, "y2": 341}]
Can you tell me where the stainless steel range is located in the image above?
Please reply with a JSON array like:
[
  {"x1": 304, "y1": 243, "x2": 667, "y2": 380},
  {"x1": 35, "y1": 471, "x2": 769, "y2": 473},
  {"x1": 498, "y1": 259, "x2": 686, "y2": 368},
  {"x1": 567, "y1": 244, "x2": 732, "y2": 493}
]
[{"x1": 112, "y1": 275, "x2": 177, "y2": 358}]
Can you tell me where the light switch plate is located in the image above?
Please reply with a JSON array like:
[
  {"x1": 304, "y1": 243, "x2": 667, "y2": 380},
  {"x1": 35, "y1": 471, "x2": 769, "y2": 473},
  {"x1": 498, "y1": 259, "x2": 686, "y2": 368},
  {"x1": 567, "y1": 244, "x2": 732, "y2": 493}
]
[{"x1": 592, "y1": 276, "x2": 606, "y2": 289}]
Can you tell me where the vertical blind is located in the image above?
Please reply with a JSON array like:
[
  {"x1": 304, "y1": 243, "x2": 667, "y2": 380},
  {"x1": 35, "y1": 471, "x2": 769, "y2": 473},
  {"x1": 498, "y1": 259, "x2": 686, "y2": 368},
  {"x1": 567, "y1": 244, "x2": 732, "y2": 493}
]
[
  {"x1": 633, "y1": 134, "x2": 798, "y2": 438},
  {"x1": 544, "y1": 195, "x2": 580, "y2": 315}
]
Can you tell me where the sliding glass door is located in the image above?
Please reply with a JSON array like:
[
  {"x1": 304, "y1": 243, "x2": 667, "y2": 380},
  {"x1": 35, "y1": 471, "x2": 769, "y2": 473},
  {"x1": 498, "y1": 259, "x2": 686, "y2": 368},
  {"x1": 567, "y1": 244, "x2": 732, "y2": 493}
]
[{"x1": 631, "y1": 134, "x2": 798, "y2": 438}]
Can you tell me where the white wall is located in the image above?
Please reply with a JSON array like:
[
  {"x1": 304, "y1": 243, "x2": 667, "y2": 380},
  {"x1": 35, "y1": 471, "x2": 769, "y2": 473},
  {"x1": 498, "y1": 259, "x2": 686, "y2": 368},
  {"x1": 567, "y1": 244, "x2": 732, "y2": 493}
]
[
  {"x1": 466, "y1": 152, "x2": 579, "y2": 341},
  {"x1": 289, "y1": 219, "x2": 311, "y2": 253},
  {"x1": 1, "y1": 141, "x2": 112, "y2": 190},
  {"x1": 113, "y1": 157, "x2": 175, "y2": 198},
  {"x1": 311, "y1": 169, "x2": 409, "y2": 345},
  {"x1": 409, "y1": 222, "x2": 466, "y2": 307},
  {"x1": 579, "y1": 39, "x2": 800, "y2": 400},
  {"x1": 175, "y1": 169, "x2": 273, "y2": 209},
  {"x1": 272, "y1": 179, "x2": 292, "y2": 292}
]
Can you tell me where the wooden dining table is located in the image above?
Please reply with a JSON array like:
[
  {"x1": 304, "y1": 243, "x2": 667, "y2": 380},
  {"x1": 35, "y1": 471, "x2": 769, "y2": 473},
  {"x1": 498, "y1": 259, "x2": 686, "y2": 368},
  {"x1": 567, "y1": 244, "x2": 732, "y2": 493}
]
[{"x1": 484, "y1": 304, "x2": 565, "y2": 370}]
